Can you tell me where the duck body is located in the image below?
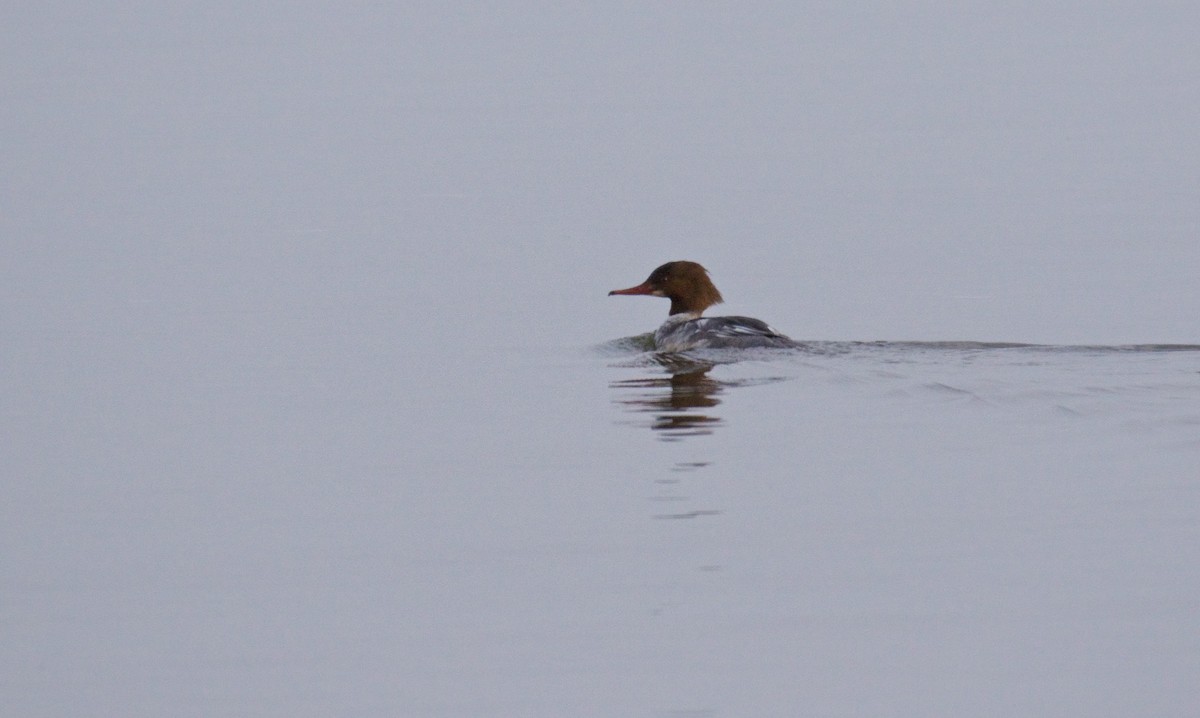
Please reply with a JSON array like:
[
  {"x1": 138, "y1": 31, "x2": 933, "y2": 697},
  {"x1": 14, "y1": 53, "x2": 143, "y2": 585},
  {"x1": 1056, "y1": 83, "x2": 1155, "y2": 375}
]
[
  {"x1": 609, "y1": 261, "x2": 798, "y2": 352},
  {"x1": 652, "y1": 313, "x2": 799, "y2": 352}
]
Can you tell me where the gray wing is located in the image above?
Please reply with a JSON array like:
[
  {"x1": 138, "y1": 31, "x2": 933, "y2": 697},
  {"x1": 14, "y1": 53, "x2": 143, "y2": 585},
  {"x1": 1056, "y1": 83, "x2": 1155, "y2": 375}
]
[{"x1": 693, "y1": 316, "x2": 799, "y2": 348}]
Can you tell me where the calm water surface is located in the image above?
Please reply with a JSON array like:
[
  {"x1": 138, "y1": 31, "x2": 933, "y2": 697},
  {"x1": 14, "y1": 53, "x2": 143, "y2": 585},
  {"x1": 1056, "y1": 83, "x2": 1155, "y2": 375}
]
[
  {"x1": 6, "y1": 325, "x2": 1200, "y2": 716},
  {"x1": 7, "y1": 3, "x2": 1200, "y2": 714}
]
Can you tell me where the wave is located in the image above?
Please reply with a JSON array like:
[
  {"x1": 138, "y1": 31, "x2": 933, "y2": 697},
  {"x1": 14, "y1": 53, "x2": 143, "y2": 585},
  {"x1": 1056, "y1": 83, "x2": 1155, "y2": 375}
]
[{"x1": 599, "y1": 336, "x2": 1200, "y2": 358}]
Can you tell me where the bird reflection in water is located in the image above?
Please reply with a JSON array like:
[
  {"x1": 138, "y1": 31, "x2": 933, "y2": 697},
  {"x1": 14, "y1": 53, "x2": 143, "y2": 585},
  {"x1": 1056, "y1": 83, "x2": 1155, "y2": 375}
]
[{"x1": 611, "y1": 355, "x2": 723, "y2": 441}]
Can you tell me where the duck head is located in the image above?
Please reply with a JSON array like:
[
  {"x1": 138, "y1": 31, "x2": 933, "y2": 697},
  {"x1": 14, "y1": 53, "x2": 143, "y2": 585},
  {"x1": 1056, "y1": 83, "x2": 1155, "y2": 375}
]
[{"x1": 608, "y1": 261, "x2": 725, "y2": 316}]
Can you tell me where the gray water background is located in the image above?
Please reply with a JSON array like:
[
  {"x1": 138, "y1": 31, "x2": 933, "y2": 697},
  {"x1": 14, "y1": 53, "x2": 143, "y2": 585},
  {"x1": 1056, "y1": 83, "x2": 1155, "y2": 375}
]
[{"x1": 4, "y1": 4, "x2": 1199, "y2": 716}]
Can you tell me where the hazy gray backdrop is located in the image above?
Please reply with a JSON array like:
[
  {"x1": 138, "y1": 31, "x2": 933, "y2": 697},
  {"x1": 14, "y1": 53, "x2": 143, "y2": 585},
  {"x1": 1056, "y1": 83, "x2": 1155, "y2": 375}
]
[
  {"x1": 7, "y1": 3, "x2": 1198, "y2": 345},
  {"x1": 4, "y1": 4, "x2": 1198, "y2": 717}
]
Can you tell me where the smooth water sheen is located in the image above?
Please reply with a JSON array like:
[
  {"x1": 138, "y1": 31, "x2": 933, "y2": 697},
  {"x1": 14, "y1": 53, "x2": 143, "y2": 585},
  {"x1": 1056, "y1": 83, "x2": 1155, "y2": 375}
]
[
  {"x1": 6, "y1": 320, "x2": 1200, "y2": 716},
  {"x1": 597, "y1": 341, "x2": 1200, "y2": 715},
  {"x1": 6, "y1": 3, "x2": 1200, "y2": 716}
]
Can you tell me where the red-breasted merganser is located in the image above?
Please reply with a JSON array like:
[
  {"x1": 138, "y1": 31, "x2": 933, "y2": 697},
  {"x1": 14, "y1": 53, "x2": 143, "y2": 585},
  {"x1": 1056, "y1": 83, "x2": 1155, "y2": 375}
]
[{"x1": 608, "y1": 261, "x2": 799, "y2": 352}]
